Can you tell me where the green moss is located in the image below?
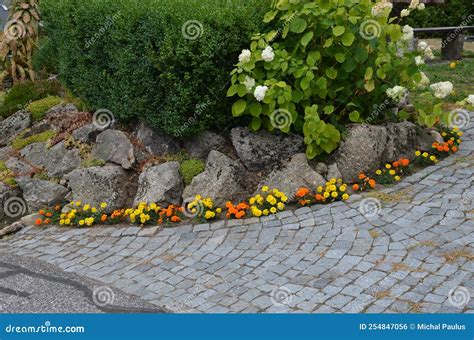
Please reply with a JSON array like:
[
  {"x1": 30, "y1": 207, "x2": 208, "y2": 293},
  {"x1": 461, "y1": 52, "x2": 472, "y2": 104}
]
[
  {"x1": 27, "y1": 96, "x2": 63, "y2": 121},
  {"x1": 81, "y1": 157, "x2": 105, "y2": 168},
  {"x1": 11, "y1": 130, "x2": 56, "y2": 150},
  {"x1": 180, "y1": 159, "x2": 205, "y2": 185},
  {"x1": 0, "y1": 162, "x2": 16, "y2": 186},
  {"x1": 0, "y1": 161, "x2": 6, "y2": 172}
]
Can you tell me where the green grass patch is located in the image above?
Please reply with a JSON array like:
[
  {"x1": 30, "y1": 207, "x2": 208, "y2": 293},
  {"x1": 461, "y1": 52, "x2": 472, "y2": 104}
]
[
  {"x1": 27, "y1": 96, "x2": 63, "y2": 121},
  {"x1": 180, "y1": 159, "x2": 205, "y2": 185},
  {"x1": 11, "y1": 130, "x2": 56, "y2": 150}
]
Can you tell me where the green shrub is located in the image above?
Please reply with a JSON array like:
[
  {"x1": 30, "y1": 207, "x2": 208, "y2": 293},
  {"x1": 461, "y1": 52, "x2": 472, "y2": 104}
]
[
  {"x1": 27, "y1": 96, "x2": 63, "y2": 121},
  {"x1": 40, "y1": 0, "x2": 269, "y2": 138},
  {"x1": 0, "y1": 80, "x2": 62, "y2": 118},
  {"x1": 404, "y1": 0, "x2": 472, "y2": 31},
  {"x1": 229, "y1": 0, "x2": 428, "y2": 158},
  {"x1": 11, "y1": 130, "x2": 56, "y2": 150},
  {"x1": 32, "y1": 37, "x2": 59, "y2": 75},
  {"x1": 180, "y1": 159, "x2": 205, "y2": 185}
]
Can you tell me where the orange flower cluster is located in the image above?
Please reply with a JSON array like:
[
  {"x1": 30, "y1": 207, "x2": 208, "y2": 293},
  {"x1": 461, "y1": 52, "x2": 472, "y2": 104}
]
[
  {"x1": 225, "y1": 201, "x2": 249, "y2": 219},
  {"x1": 352, "y1": 173, "x2": 376, "y2": 192},
  {"x1": 295, "y1": 187, "x2": 313, "y2": 206},
  {"x1": 158, "y1": 205, "x2": 183, "y2": 224},
  {"x1": 432, "y1": 141, "x2": 457, "y2": 154}
]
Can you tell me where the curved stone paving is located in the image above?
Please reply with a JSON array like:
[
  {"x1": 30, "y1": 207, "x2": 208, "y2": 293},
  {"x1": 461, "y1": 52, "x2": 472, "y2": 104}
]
[{"x1": 1, "y1": 116, "x2": 473, "y2": 313}]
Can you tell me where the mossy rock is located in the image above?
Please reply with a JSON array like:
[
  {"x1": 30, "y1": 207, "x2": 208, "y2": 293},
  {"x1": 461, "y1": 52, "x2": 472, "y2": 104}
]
[
  {"x1": 11, "y1": 130, "x2": 56, "y2": 150},
  {"x1": 27, "y1": 96, "x2": 63, "y2": 121},
  {"x1": 180, "y1": 159, "x2": 205, "y2": 185}
]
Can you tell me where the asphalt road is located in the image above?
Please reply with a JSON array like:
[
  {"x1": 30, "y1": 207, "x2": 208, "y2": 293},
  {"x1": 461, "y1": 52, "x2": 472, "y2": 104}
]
[{"x1": 0, "y1": 252, "x2": 168, "y2": 313}]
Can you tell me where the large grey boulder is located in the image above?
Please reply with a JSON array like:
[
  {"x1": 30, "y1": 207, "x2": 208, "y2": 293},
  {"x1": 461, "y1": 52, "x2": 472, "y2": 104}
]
[
  {"x1": 133, "y1": 162, "x2": 183, "y2": 206},
  {"x1": 65, "y1": 166, "x2": 135, "y2": 213},
  {"x1": 5, "y1": 157, "x2": 34, "y2": 176},
  {"x1": 45, "y1": 142, "x2": 82, "y2": 178},
  {"x1": 133, "y1": 122, "x2": 179, "y2": 156},
  {"x1": 382, "y1": 121, "x2": 419, "y2": 162},
  {"x1": 183, "y1": 150, "x2": 250, "y2": 206},
  {"x1": 230, "y1": 127, "x2": 304, "y2": 172},
  {"x1": 0, "y1": 110, "x2": 31, "y2": 145},
  {"x1": 0, "y1": 183, "x2": 22, "y2": 220},
  {"x1": 20, "y1": 142, "x2": 49, "y2": 168},
  {"x1": 92, "y1": 130, "x2": 135, "y2": 169},
  {"x1": 184, "y1": 131, "x2": 231, "y2": 160},
  {"x1": 0, "y1": 146, "x2": 14, "y2": 162},
  {"x1": 17, "y1": 178, "x2": 68, "y2": 212},
  {"x1": 335, "y1": 124, "x2": 388, "y2": 182},
  {"x1": 72, "y1": 123, "x2": 104, "y2": 143},
  {"x1": 257, "y1": 154, "x2": 326, "y2": 201}
]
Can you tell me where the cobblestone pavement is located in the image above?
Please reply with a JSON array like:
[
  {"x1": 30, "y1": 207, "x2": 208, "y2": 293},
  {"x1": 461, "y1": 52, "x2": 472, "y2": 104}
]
[{"x1": 1, "y1": 118, "x2": 473, "y2": 313}]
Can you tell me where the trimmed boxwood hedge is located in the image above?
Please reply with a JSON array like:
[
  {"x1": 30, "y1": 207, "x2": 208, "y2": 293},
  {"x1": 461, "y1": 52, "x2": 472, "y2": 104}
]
[{"x1": 40, "y1": 0, "x2": 269, "y2": 137}]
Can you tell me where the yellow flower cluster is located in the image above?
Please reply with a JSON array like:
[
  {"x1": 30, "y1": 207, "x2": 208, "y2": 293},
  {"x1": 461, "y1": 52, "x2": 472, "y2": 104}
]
[
  {"x1": 316, "y1": 178, "x2": 349, "y2": 201},
  {"x1": 249, "y1": 186, "x2": 287, "y2": 217},
  {"x1": 187, "y1": 195, "x2": 222, "y2": 220},
  {"x1": 128, "y1": 202, "x2": 161, "y2": 224}
]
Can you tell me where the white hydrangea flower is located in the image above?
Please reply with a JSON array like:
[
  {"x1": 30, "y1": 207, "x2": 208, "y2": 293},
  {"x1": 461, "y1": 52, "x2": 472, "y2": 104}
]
[
  {"x1": 409, "y1": 0, "x2": 419, "y2": 9},
  {"x1": 243, "y1": 76, "x2": 255, "y2": 92},
  {"x1": 417, "y1": 41, "x2": 428, "y2": 51},
  {"x1": 371, "y1": 0, "x2": 393, "y2": 17},
  {"x1": 401, "y1": 25, "x2": 414, "y2": 42},
  {"x1": 261, "y1": 46, "x2": 275, "y2": 62},
  {"x1": 424, "y1": 46, "x2": 434, "y2": 60},
  {"x1": 239, "y1": 49, "x2": 251, "y2": 63},
  {"x1": 415, "y1": 56, "x2": 425, "y2": 65},
  {"x1": 466, "y1": 94, "x2": 474, "y2": 105},
  {"x1": 254, "y1": 85, "x2": 268, "y2": 102},
  {"x1": 386, "y1": 85, "x2": 407, "y2": 103},
  {"x1": 401, "y1": 9, "x2": 410, "y2": 17},
  {"x1": 430, "y1": 81, "x2": 453, "y2": 99},
  {"x1": 417, "y1": 71, "x2": 430, "y2": 89},
  {"x1": 418, "y1": 3, "x2": 425, "y2": 10}
]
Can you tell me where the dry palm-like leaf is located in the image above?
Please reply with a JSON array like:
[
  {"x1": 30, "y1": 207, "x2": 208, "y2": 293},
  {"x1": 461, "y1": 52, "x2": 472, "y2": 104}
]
[{"x1": 0, "y1": 0, "x2": 40, "y2": 84}]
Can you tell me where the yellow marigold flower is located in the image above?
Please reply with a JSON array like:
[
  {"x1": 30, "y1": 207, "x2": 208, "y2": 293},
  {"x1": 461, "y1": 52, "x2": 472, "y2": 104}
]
[
  {"x1": 205, "y1": 211, "x2": 216, "y2": 220},
  {"x1": 60, "y1": 214, "x2": 66, "y2": 219},
  {"x1": 323, "y1": 192, "x2": 330, "y2": 199},
  {"x1": 394, "y1": 176, "x2": 401, "y2": 181},
  {"x1": 216, "y1": 208, "x2": 222, "y2": 214},
  {"x1": 330, "y1": 178, "x2": 336, "y2": 184},
  {"x1": 457, "y1": 139, "x2": 462, "y2": 143},
  {"x1": 430, "y1": 155, "x2": 436, "y2": 161},
  {"x1": 330, "y1": 185, "x2": 337, "y2": 192},
  {"x1": 342, "y1": 193, "x2": 349, "y2": 200},
  {"x1": 195, "y1": 195, "x2": 202, "y2": 200},
  {"x1": 281, "y1": 195, "x2": 288, "y2": 202},
  {"x1": 415, "y1": 151, "x2": 421, "y2": 157},
  {"x1": 263, "y1": 209, "x2": 269, "y2": 216},
  {"x1": 331, "y1": 191, "x2": 338, "y2": 198},
  {"x1": 83, "y1": 204, "x2": 90, "y2": 211},
  {"x1": 422, "y1": 152, "x2": 429, "y2": 158},
  {"x1": 79, "y1": 220, "x2": 85, "y2": 226},
  {"x1": 385, "y1": 164, "x2": 391, "y2": 169},
  {"x1": 262, "y1": 186, "x2": 269, "y2": 192},
  {"x1": 317, "y1": 186, "x2": 323, "y2": 193},
  {"x1": 441, "y1": 132, "x2": 447, "y2": 137},
  {"x1": 376, "y1": 170, "x2": 382, "y2": 175},
  {"x1": 453, "y1": 127, "x2": 458, "y2": 132},
  {"x1": 249, "y1": 197, "x2": 256, "y2": 205},
  {"x1": 340, "y1": 185, "x2": 346, "y2": 192},
  {"x1": 266, "y1": 195, "x2": 276, "y2": 205},
  {"x1": 253, "y1": 209, "x2": 262, "y2": 217},
  {"x1": 100, "y1": 202, "x2": 107, "y2": 209},
  {"x1": 458, "y1": 132, "x2": 463, "y2": 137},
  {"x1": 65, "y1": 219, "x2": 71, "y2": 225},
  {"x1": 59, "y1": 220, "x2": 65, "y2": 225},
  {"x1": 75, "y1": 201, "x2": 82, "y2": 206},
  {"x1": 277, "y1": 202, "x2": 285, "y2": 211},
  {"x1": 337, "y1": 179, "x2": 343, "y2": 185},
  {"x1": 389, "y1": 170, "x2": 396, "y2": 176},
  {"x1": 91, "y1": 207, "x2": 97, "y2": 213},
  {"x1": 150, "y1": 203, "x2": 157, "y2": 210},
  {"x1": 270, "y1": 207, "x2": 277, "y2": 214}
]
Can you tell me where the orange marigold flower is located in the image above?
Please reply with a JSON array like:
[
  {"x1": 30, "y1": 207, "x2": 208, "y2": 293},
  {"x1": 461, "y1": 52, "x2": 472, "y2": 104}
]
[
  {"x1": 447, "y1": 140, "x2": 454, "y2": 146},
  {"x1": 298, "y1": 199, "x2": 307, "y2": 206},
  {"x1": 236, "y1": 202, "x2": 249, "y2": 210},
  {"x1": 315, "y1": 194, "x2": 324, "y2": 201},
  {"x1": 158, "y1": 219, "x2": 163, "y2": 224},
  {"x1": 101, "y1": 214, "x2": 108, "y2": 222},
  {"x1": 236, "y1": 211, "x2": 245, "y2": 219},
  {"x1": 35, "y1": 218, "x2": 43, "y2": 226},
  {"x1": 44, "y1": 219, "x2": 51, "y2": 225},
  {"x1": 401, "y1": 159, "x2": 410, "y2": 167},
  {"x1": 55, "y1": 205, "x2": 61, "y2": 211},
  {"x1": 368, "y1": 179, "x2": 376, "y2": 188},
  {"x1": 45, "y1": 212, "x2": 52, "y2": 217},
  {"x1": 225, "y1": 201, "x2": 233, "y2": 209},
  {"x1": 296, "y1": 187, "x2": 310, "y2": 198},
  {"x1": 358, "y1": 173, "x2": 366, "y2": 180},
  {"x1": 171, "y1": 216, "x2": 181, "y2": 223},
  {"x1": 443, "y1": 146, "x2": 450, "y2": 152},
  {"x1": 39, "y1": 210, "x2": 45, "y2": 216},
  {"x1": 352, "y1": 184, "x2": 360, "y2": 191},
  {"x1": 452, "y1": 146, "x2": 458, "y2": 152},
  {"x1": 392, "y1": 161, "x2": 400, "y2": 168}
]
